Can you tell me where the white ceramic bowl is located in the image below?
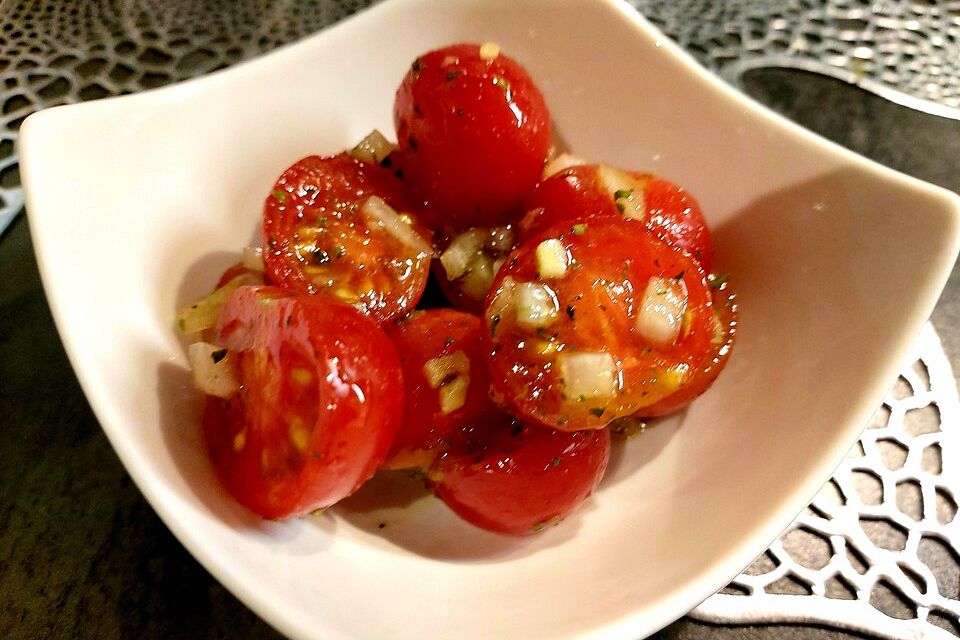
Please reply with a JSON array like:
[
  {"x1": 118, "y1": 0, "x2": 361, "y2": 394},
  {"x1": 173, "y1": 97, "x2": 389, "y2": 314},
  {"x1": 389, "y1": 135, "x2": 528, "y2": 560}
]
[{"x1": 18, "y1": 0, "x2": 960, "y2": 638}]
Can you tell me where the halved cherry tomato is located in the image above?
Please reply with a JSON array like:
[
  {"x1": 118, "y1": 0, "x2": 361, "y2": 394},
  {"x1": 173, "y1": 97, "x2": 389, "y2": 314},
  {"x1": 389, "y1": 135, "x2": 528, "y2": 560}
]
[
  {"x1": 520, "y1": 164, "x2": 714, "y2": 272},
  {"x1": 393, "y1": 43, "x2": 551, "y2": 229},
  {"x1": 485, "y1": 218, "x2": 714, "y2": 431},
  {"x1": 429, "y1": 417, "x2": 610, "y2": 535},
  {"x1": 203, "y1": 286, "x2": 403, "y2": 518},
  {"x1": 383, "y1": 309, "x2": 494, "y2": 470},
  {"x1": 263, "y1": 153, "x2": 433, "y2": 323},
  {"x1": 638, "y1": 275, "x2": 737, "y2": 417}
]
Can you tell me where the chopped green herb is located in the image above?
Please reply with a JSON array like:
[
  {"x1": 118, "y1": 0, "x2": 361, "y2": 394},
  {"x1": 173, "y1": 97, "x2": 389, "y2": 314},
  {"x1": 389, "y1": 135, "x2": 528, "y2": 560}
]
[
  {"x1": 532, "y1": 520, "x2": 548, "y2": 532},
  {"x1": 446, "y1": 70, "x2": 459, "y2": 81},
  {"x1": 492, "y1": 75, "x2": 511, "y2": 92},
  {"x1": 566, "y1": 305, "x2": 576, "y2": 320},
  {"x1": 444, "y1": 337, "x2": 455, "y2": 348},
  {"x1": 615, "y1": 201, "x2": 625, "y2": 214},
  {"x1": 614, "y1": 188, "x2": 633, "y2": 200},
  {"x1": 378, "y1": 522, "x2": 386, "y2": 529},
  {"x1": 551, "y1": 457, "x2": 561, "y2": 468},
  {"x1": 642, "y1": 347, "x2": 652, "y2": 355},
  {"x1": 210, "y1": 348, "x2": 228, "y2": 363},
  {"x1": 455, "y1": 108, "x2": 465, "y2": 118},
  {"x1": 177, "y1": 318, "x2": 186, "y2": 331},
  {"x1": 571, "y1": 223, "x2": 587, "y2": 236},
  {"x1": 576, "y1": 394, "x2": 586, "y2": 403},
  {"x1": 316, "y1": 216, "x2": 328, "y2": 228},
  {"x1": 588, "y1": 407, "x2": 605, "y2": 418},
  {"x1": 311, "y1": 451, "x2": 323, "y2": 460},
  {"x1": 272, "y1": 189, "x2": 287, "y2": 203},
  {"x1": 334, "y1": 245, "x2": 346, "y2": 259},
  {"x1": 313, "y1": 249, "x2": 330, "y2": 265},
  {"x1": 673, "y1": 271, "x2": 685, "y2": 281},
  {"x1": 411, "y1": 58, "x2": 424, "y2": 71}
]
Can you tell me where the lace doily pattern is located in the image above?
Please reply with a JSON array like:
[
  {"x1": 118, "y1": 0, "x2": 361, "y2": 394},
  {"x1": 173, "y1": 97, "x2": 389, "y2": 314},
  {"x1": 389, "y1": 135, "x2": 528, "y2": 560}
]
[
  {"x1": 693, "y1": 323, "x2": 960, "y2": 639},
  {"x1": 0, "y1": 0, "x2": 376, "y2": 232},
  {"x1": 631, "y1": 0, "x2": 960, "y2": 119}
]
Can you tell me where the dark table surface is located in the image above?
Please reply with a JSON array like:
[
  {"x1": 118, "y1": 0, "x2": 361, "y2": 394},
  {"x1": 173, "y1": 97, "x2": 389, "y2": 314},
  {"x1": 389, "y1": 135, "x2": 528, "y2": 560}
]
[{"x1": 2, "y1": 27, "x2": 959, "y2": 640}]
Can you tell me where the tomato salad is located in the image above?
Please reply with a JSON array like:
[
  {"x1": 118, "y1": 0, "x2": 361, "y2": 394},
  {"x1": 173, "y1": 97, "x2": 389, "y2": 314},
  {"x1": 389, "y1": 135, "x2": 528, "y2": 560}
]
[{"x1": 177, "y1": 42, "x2": 737, "y2": 535}]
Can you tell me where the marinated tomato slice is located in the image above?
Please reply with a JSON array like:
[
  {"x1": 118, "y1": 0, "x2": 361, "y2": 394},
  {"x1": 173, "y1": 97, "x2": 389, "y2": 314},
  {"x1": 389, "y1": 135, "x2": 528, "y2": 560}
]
[
  {"x1": 203, "y1": 286, "x2": 403, "y2": 518},
  {"x1": 393, "y1": 43, "x2": 551, "y2": 229},
  {"x1": 383, "y1": 309, "x2": 494, "y2": 470},
  {"x1": 520, "y1": 164, "x2": 714, "y2": 273},
  {"x1": 485, "y1": 218, "x2": 715, "y2": 431},
  {"x1": 429, "y1": 417, "x2": 610, "y2": 535},
  {"x1": 263, "y1": 153, "x2": 433, "y2": 323}
]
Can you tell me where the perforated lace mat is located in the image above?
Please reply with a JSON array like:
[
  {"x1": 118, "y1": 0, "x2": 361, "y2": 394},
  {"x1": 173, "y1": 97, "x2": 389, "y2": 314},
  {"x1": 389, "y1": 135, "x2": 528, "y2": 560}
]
[{"x1": 1, "y1": 1, "x2": 958, "y2": 637}]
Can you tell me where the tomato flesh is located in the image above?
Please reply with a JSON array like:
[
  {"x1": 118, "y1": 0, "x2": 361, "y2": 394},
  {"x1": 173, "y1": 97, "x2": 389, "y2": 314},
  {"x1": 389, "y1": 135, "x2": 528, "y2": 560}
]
[
  {"x1": 263, "y1": 153, "x2": 433, "y2": 323},
  {"x1": 638, "y1": 276, "x2": 738, "y2": 417},
  {"x1": 384, "y1": 309, "x2": 495, "y2": 470},
  {"x1": 430, "y1": 417, "x2": 610, "y2": 535},
  {"x1": 485, "y1": 218, "x2": 715, "y2": 431},
  {"x1": 520, "y1": 164, "x2": 714, "y2": 273},
  {"x1": 394, "y1": 44, "x2": 551, "y2": 230},
  {"x1": 203, "y1": 286, "x2": 403, "y2": 518}
]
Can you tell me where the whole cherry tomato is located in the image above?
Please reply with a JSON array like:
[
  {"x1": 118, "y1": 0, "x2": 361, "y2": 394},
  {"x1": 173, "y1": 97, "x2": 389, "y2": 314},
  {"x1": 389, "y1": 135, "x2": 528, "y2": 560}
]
[{"x1": 394, "y1": 43, "x2": 551, "y2": 229}]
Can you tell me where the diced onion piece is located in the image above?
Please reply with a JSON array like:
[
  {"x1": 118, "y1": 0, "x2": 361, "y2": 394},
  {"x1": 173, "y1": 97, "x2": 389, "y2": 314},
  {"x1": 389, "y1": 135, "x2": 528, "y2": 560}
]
[
  {"x1": 440, "y1": 229, "x2": 485, "y2": 280},
  {"x1": 350, "y1": 129, "x2": 397, "y2": 165},
  {"x1": 423, "y1": 351, "x2": 471, "y2": 415},
  {"x1": 487, "y1": 225, "x2": 515, "y2": 252},
  {"x1": 542, "y1": 152, "x2": 585, "y2": 179},
  {"x1": 422, "y1": 350, "x2": 470, "y2": 388},
  {"x1": 535, "y1": 238, "x2": 569, "y2": 279},
  {"x1": 438, "y1": 375, "x2": 470, "y2": 414},
  {"x1": 596, "y1": 164, "x2": 646, "y2": 221},
  {"x1": 459, "y1": 255, "x2": 495, "y2": 300},
  {"x1": 635, "y1": 277, "x2": 688, "y2": 345},
  {"x1": 361, "y1": 196, "x2": 433, "y2": 258},
  {"x1": 241, "y1": 246, "x2": 264, "y2": 272},
  {"x1": 176, "y1": 273, "x2": 261, "y2": 334},
  {"x1": 514, "y1": 282, "x2": 559, "y2": 329},
  {"x1": 187, "y1": 341, "x2": 239, "y2": 399},
  {"x1": 558, "y1": 351, "x2": 618, "y2": 401},
  {"x1": 659, "y1": 363, "x2": 688, "y2": 393},
  {"x1": 479, "y1": 41, "x2": 501, "y2": 61},
  {"x1": 488, "y1": 277, "x2": 517, "y2": 326}
]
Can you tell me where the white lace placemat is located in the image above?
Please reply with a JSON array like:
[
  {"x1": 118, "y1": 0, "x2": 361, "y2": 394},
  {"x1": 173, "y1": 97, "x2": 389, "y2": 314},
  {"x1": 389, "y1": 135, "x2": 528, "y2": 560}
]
[{"x1": 693, "y1": 322, "x2": 960, "y2": 638}]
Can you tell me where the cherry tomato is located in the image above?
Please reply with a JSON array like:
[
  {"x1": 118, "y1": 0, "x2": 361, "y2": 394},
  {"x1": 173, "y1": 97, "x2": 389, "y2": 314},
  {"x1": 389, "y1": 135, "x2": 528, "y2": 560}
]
[
  {"x1": 429, "y1": 417, "x2": 610, "y2": 535},
  {"x1": 383, "y1": 309, "x2": 494, "y2": 470},
  {"x1": 485, "y1": 218, "x2": 714, "y2": 431},
  {"x1": 520, "y1": 164, "x2": 714, "y2": 273},
  {"x1": 393, "y1": 43, "x2": 551, "y2": 229},
  {"x1": 638, "y1": 275, "x2": 737, "y2": 417},
  {"x1": 263, "y1": 153, "x2": 434, "y2": 324},
  {"x1": 203, "y1": 286, "x2": 403, "y2": 518}
]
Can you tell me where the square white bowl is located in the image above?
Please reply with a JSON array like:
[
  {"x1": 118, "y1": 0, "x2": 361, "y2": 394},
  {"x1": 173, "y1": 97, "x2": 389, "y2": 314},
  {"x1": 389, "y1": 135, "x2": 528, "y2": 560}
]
[{"x1": 18, "y1": 0, "x2": 960, "y2": 638}]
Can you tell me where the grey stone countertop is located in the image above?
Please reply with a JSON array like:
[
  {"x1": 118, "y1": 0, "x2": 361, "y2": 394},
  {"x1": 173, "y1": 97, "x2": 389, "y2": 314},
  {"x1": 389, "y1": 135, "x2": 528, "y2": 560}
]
[{"x1": 1, "y1": 70, "x2": 958, "y2": 640}]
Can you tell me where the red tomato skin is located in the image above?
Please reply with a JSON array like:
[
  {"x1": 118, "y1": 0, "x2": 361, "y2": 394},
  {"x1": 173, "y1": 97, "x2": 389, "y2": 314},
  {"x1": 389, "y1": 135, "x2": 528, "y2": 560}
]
[
  {"x1": 520, "y1": 165, "x2": 714, "y2": 273},
  {"x1": 383, "y1": 309, "x2": 494, "y2": 470},
  {"x1": 262, "y1": 153, "x2": 433, "y2": 324},
  {"x1": 638, "y1": 277, "x2": 738, "y2": 417},
  {"x1": 394, "y1": 44, "x2": 551, "y2": 230},
  {"x1": 430, "y1": 420, "x2": 610, "y2": 535},
  {"x1": 484, "y1": 218, "x2": 715, "y2": 431},
  {"x1": 204, "y1": 286, "x2": 403, "y2": 518}
]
